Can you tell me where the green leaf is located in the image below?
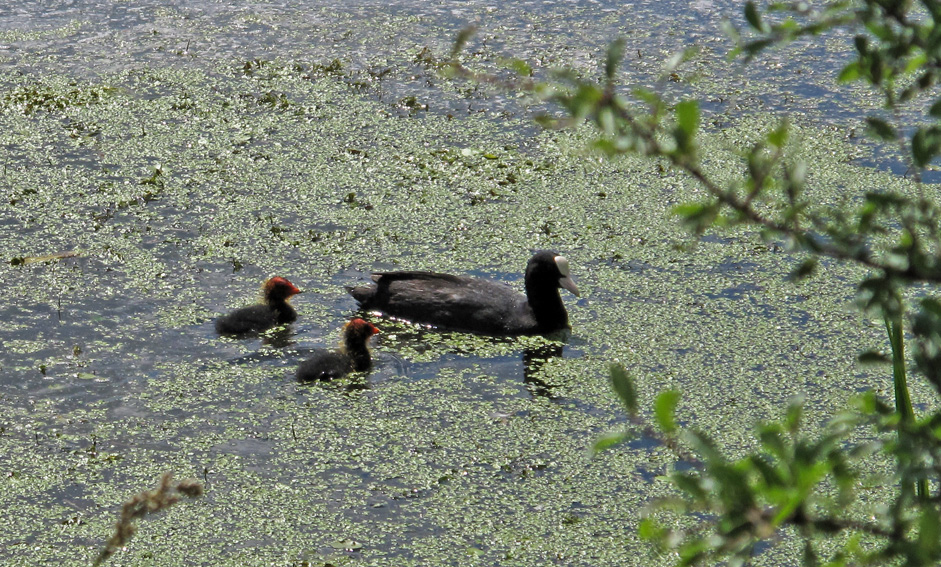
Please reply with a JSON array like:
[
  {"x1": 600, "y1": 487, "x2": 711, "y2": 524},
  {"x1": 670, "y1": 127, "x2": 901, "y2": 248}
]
[
  {"x1": 750, "y1": 454, "x2": 784, "y2": 487},
  {"x1": 853, "y1": 35, "x2": 869, "y2": 55},
  {"x1": 673, "y1": 202, "x2": 718, "y2": 233},
  {"x1": 743, "y1": 38, "x2": 774, "y2": 58},
  {"x1": 598, "y1": 106, "x2": 616, "y2": 135},
  {"x1": 912, "y1": 126, "x2": 941, "y2": 167},
  {"x1": 605, "y1": 38, "x2": 626, "y2": 80},
  {"x1": 677, "y1": 538, "x2": 710, "y2": 564},
  {"x1": 710, "y1": 464, "x2": 754, "y2": 510},
  {"x1": 918, "y1": 505, "x2": 941, "y2": 557},
  {"x1": 912, "y1": 298, "x2": 941, "y2": 395},
  {"x1": 930, "y1": 99, "x2": 941, "y2": 119},
  {"x1": 786, "y1": 160, "x2": 806, "y2": 190},
  {"x1": 637, "y1": 518, "x2": 668, "y2": 541},
  {"x1": 722, "y1": 19, "x2": 741, "y2": 48},
  {"x1": 682, "y1": 429, "x2": 723, "y2": 464},
  {"x1": 672, "y1": 472, "x2": 707, "y2": 500},
  {"x1": 654, "y1": 390, "x2": 681, "y2": 434},
  {"x1": 609, "y1": 363, "x2": 638, "y2": 415},
  {"x1": 767, "y1": 121, "x2": 789, "y2": 147},
  {"x1": 869, "y1": 51, "x2": 884, "y2": 85},
  {"x1": 533, "y1": 82, "x2": 555, "y2": 99},
  {"x1": 788, "y1": 258, "x2": 817, "y2": 281},
  {"x1": 664, "y1": 47, "x2": 699, "y2": 73},
  {"x1": 633, "y1": 87, "x2": 661, "y2": 107},
  {"x1": 857, "y1": 276, "x2": 901, "y2": 318},
  {"x1": 675, "y1": 100, "x2": 699, "y2": 137},
  {"x1": 905, "y1": 53, "x2": 927, "y2": 75},
  {"x1": 784, "y1": 397, "x2": 803, "y2": 434},
  {"x1": 664, "y1": 51, "x2": 685, "y2": 74},
  {"x1": 533, "y1": 114, "x2": 558, "y2": 128},
  {"x1": 744, "y1": 2, "x2": 766, "y2": 32},
  {"x1": 837, "y1": 62, "x2": 861, "y2": 82},
  {"x1": 758, "y1": 424, "x2": 788, "y2": 458},
  {"x1": 508, "y1": 59, "x2": 532, "y2": 77},
  {"x1": 592, "y1": 138, "x2": 620, "y2": 156},
  {"x1": 592, "y1": 430, "x2": 629, "y2": 454},
  {"x1": 673, "y1": 203, "x2": 706, "y2": 217},
  {"x1": 450, "y1": 26, "x2": 477, "y2": 59},
  {"x1": 865, "y1": 117, "x2": 896, "y2": 141},
  {"x1": 567, "y1": 84, "x2": 604, "y2": 120}
]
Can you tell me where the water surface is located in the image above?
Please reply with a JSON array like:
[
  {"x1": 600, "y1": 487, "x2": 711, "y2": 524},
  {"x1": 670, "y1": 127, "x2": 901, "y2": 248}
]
[{"x1": 0, "y1": 1, "x2": 913, "y2": 565}]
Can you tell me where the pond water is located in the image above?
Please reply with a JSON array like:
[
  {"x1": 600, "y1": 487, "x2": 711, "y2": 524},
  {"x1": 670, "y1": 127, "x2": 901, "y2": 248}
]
[{"x1": 0, "y1": 1, "x2": 922, "y2": 565}]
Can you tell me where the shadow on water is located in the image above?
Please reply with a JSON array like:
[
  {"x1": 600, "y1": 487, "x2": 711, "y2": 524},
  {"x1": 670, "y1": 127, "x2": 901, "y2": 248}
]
[
  {"x1": 220, "y1": 326, "x2": 298, "y2": 360},
  {"x1": 522, "y1": 342, "x2": 565, "y2": 399},
  {"x1": 346, "y1": 321, "x2": 583, "y2": 401}
]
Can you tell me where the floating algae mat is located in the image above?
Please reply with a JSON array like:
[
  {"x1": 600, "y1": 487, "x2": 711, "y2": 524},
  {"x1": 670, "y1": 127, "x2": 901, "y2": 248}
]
[{"x1": 0, "y1": 1, "x2": 919, "y2": 565}]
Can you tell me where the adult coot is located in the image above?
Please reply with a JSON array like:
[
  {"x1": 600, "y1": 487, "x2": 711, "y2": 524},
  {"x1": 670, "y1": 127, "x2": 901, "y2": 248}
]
[
  {"x1": 348, "y1": 251, "x2": 579, "y2": 335},
  {"x1": 296, "y1": 318, "x2": 380, "y2": 381},
  {"x1": 215, "y1": 277, "x2": 301, "y2": 335}
]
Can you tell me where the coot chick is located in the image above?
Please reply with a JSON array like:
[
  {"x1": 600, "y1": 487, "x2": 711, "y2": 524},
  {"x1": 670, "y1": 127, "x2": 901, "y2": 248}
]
[
  {"x1": 215, "y1": 277, "x2": 302, "y2": 335},
  {"x1": 296, "y1": 318, "x2": 380, "y2": 381},
  {"x1": 348, "y1": 251, "x2": 579, "y2": 335}
]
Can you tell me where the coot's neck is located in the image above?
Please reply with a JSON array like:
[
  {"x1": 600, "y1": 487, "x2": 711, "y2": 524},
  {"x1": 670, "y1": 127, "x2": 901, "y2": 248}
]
[
  {"x1": 525, "y1": 280, "x2": 568, "y2": 331},
  {"x1": 343, "y1": 340, "x2": 373, "y2": 372},
  {"x1": 267, "y1": 298, "x2": 297, "y2": 323}
]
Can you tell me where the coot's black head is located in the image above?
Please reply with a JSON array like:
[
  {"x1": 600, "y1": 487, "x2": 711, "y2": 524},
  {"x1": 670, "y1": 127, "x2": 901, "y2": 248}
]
[
  {"x1": 342, "y1": 318, "x2": 380, "y2": 350},
  {"x1": 263, "y1": 277, "x2": 302, "y2": 302},
  {"x1": 525, "y1": 251, "x2": 580, "y2": 296}
]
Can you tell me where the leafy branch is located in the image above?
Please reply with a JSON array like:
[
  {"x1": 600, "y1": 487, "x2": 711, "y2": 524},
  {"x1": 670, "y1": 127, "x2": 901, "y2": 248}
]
[
  {"x1": 450, "y1": 24, "x2": 941, "y2": 290},
  {"x1": 448, "y1": 0, "x2": 941, "y2": 565},
  {"x1": 605, "y1": 364, "x2": 941, "y2": 566}
]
